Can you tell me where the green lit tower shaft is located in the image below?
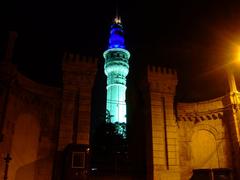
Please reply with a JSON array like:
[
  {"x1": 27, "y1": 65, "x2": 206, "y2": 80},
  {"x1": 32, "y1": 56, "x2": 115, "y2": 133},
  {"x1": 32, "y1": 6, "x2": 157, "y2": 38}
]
[{"x1": 103, "y1": 16, "x2": 130, "y2": 123}]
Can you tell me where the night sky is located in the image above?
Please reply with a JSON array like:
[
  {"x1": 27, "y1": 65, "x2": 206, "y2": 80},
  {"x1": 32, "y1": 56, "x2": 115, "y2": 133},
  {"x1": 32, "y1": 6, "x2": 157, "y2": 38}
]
[{"x1": 2, "y1": 0, "x2": 240, "y2": 101}]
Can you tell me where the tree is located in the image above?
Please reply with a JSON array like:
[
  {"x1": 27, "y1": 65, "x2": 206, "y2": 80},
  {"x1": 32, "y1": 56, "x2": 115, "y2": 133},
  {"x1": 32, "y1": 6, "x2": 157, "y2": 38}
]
[{"x1": 91, "y1": 110, "x2": 128, "y2": 173}]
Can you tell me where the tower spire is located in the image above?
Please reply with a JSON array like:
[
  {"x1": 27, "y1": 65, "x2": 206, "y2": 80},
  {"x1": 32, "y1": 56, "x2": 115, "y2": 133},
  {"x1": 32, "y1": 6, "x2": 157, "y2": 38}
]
[
  {"x1": 114, "y1": 0, "x2": 121, "y2": 24},
  {"x1": 108, "y1": 13, "x2": 125, "y2": 49}
]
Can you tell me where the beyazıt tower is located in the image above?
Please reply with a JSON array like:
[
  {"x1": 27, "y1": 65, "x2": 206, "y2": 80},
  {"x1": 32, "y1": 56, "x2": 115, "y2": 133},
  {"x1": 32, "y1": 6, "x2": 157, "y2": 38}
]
[{"x1": 103, "y1": 16, "x2": 130, "y2": 129}]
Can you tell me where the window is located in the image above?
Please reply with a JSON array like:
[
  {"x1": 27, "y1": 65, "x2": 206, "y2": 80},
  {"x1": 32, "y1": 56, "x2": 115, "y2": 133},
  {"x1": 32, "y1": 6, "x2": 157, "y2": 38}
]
[{"x1": 72, "y1": 152, "x2": 85, "y2": 168}]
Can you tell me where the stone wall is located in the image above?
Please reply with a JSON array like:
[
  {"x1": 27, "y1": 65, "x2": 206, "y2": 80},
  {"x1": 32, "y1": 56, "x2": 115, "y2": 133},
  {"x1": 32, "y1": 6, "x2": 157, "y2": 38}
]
[
  {"x1": 147, "y1": 65, "x2": 180, "y2": 180},
  {"x1": 58, "y1": 53, "x2": 98, "y2": 150},
  {"x1": 146, "y1": 66, "x2": 236, "y2": 180},
  {"x1": 177, "y1": 97, "x2": 233, "y2": 179},
  {"x1": 0, "y1": 67, "x2": 61, "y2": 180}
]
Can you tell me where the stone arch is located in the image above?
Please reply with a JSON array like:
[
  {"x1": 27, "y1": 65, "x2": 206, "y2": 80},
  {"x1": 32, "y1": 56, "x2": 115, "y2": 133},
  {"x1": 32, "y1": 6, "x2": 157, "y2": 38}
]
[
  {"x1": 8, "y1": 113, "x2": 40, "y2": 180},
  {"x1": 190, "y1": 125, "x2": 220, "y2": 169},
  {"x1": 190, "y1": 124, "x2": 221, "y2": 140}
]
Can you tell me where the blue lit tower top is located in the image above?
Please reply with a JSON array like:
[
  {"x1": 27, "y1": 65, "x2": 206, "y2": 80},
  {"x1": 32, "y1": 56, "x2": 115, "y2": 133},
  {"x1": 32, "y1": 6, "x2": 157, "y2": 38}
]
[
  {"x1": 108, "y1": 16, "x2": 125, "y2": 49},
  {"x1": 103, "y1": 16, "x2": 130, "y2": 125}
]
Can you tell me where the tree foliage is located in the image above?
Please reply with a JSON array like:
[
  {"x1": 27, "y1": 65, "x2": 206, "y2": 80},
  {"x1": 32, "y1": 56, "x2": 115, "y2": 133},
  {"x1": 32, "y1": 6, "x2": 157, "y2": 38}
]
[{"x1": 91, "y1": 111, "x2": 128, "y2": 172}]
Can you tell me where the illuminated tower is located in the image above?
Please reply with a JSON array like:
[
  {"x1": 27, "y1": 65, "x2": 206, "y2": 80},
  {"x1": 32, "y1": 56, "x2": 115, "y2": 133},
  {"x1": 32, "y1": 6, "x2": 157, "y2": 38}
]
[{"x1": 103, "y1": 16, "x2": 130, "y2": 124}]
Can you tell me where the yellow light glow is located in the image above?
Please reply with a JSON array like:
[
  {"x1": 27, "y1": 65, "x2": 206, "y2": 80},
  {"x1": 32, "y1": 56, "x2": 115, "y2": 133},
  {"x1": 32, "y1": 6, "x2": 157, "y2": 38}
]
[
  {"x1": 235, "y1": 46, "x2": 240, "y2": 62},
  {"x1": 230, "y1": 44, "x2": 240, "y2": 63},
  {"x1": 114, "y1": 16, "x2": 121, "y2": 24}
]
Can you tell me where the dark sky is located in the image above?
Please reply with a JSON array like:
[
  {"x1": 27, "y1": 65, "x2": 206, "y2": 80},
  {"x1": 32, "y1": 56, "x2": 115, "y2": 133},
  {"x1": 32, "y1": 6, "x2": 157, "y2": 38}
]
[{"x1": 2, "y1": 0, "x2": 240, "y2": 101}]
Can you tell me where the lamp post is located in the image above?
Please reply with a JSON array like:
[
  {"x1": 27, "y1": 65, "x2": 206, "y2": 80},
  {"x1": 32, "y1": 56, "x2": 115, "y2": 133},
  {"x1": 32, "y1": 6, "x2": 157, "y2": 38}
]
[
  {"x1": 227, "y1": 67, "x2": 240, "y2": 141},
  {"x1": 226, "y1": 47, "x2": 240, "y2": 142},
  {"x1": 3, "y1": 153, "x2": 11, "y2": 180},
  {"x1": 226, "y1": 48, "x2": 240, "y2": 179}
]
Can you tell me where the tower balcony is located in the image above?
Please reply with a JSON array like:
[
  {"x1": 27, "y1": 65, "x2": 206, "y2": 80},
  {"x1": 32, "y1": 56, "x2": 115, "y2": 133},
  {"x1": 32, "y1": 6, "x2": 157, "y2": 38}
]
[{"x1": 104, "y1": 61, "x2": 129, "y2": 77}]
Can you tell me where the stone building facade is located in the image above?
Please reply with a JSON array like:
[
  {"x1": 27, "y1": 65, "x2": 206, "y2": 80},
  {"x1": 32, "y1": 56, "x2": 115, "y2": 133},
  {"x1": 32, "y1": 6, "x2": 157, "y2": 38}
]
[
  {"x1": 144, "y1": 65, "x2": 240, "y2": 180},
  {"x1": 1, "y1": 32, "x2": 240, "y2": 180},
  {"x1": 0, "y1": 62, "x2": 61, "y2": 180}
]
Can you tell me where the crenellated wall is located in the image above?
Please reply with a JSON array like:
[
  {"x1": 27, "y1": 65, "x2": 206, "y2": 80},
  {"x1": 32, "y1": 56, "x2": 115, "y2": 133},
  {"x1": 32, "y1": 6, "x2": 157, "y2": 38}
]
[
  {"x1": 147, "y1": 66, "x2": 177, "y2": 94},
  {"x1": 147, "y1": 65, "x2": 180, "y2": 180},
  {"x1": 58, "y1": 52, "x2": 98, "y2": 150},
  {"x1": 146, "y1": 65, "x2": 236, "y2": 180}
]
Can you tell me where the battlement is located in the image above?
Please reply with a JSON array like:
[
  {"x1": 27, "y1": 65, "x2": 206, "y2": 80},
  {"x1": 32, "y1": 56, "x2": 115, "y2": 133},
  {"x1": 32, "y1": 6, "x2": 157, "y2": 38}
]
[
  {"x1": 147, "y1": 65, "x2": 178, "y2": 93},
  {"x1": 147, "y1": 65, "x2": 177, "y2": 82},
  {"x1": 148, "y1": 65, "x2": 177, "y2": 75},
  {"x1": 63, "y1": 52, "x2": 98, "y2": 65}
]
